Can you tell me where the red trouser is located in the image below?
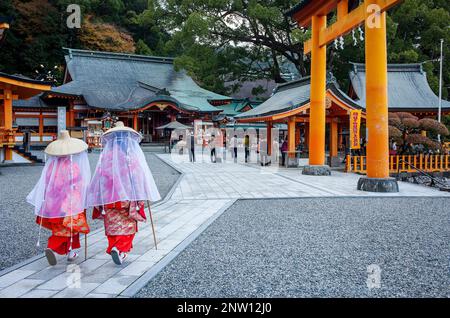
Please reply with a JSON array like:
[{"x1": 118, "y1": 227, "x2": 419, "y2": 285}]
[
  {"x1": 48, "y1": 234, "x2": 80, "y2": 255},
  {"x1": 106, "y1": 234, "x2": 135, "y2": 254}
]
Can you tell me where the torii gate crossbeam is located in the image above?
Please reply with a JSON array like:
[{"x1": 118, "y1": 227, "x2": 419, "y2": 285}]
[{"x1": 287, "y1": 0, "x2": 401, "y2": 192}]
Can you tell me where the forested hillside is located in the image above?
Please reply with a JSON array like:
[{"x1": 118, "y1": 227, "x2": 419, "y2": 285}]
[{"x1": 0, "y1": 0, "x2": 448, "y2": 99}]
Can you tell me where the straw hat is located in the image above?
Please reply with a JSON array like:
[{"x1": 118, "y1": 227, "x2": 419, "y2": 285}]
[
  {"x1": 103, "y1": 121, "x2": 140, "y2": 136},
  {"x1": 45, "y1": 130, "x2": 88, "y2": 156}
]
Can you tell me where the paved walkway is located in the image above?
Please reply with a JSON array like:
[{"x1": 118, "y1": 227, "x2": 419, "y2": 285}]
[{"x1": 0, "y1": 154, "x2": 448, "y2": 298}]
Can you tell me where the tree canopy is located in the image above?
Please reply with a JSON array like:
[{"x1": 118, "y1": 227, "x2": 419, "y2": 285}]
[{"x1": 0, "y1": 0, "x2": 448, "y2": 100}]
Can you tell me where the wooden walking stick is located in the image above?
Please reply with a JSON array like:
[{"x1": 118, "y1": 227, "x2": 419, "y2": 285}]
[
  {"x1": 147, "y1": 201, "x2": 158, "y2": 250},
  {"x1": 85, "y1": 234, "x2": 88, "y2": 260}
]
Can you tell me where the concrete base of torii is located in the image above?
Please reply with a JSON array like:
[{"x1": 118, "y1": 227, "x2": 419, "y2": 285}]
[
  {"x1": 302, "y1": 165, "x2": 331, "y2": 176},
  {"x1": 357, "y1": 177, "x2": 399, "y2": 193}
]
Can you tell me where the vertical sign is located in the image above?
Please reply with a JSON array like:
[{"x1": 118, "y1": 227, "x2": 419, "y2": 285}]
[
  {"x1": 57, "y1": 107, "x2": 66, "y2": 134},
  {"x1": 350, "y1": 110, "x2": 361, "y2": 149}
]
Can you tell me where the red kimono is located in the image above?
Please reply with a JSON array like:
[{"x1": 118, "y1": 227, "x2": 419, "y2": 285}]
[
  {"x1": 36, "y1": 211, "x2": 90, "y2": 255},
  {"x1": 93, "y1": 201, "x2": 146, "y2": 254}
]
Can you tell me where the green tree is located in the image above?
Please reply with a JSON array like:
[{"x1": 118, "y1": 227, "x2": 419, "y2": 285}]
[
  {"x1": 140, "y1": 0, "x2": 309, "y2": 95},
  {"x1": 326, "y1": 0, "x2": 450, "y2": 96}
]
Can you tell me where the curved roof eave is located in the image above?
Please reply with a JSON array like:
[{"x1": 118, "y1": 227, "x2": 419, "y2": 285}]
[
  {"x1": 236, "y1": 81, "x2": 362, "y2": 121},
  {"x1": 115, "y1": 95, "x2": 221, "y2": 114},
  {"x1": 236, "y1": 100, "x2": 310, "y2": 120}
]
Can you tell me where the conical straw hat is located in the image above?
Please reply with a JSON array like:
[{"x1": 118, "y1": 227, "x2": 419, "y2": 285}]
[
  {"x1": 45, "y1": 130, "x2": 88, "y2": 156},
  {"x1": 103, "y1": 121, "x2": 140, "y2": 136}
]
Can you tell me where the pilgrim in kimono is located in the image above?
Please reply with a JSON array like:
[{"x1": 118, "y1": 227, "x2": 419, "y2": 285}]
[
  {"x1": 87, "y1": 122, "x2": 161, "y2": 265},
  {"x1": 27, "y1": 130, "x2": 91, "y2": 266}
]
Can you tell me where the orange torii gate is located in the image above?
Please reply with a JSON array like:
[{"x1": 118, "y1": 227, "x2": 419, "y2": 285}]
[{"x1": 287, "y1": 0, "x2": 401, "y2": 192}]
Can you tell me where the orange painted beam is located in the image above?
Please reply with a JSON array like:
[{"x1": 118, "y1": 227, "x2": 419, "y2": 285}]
[
  {"x1": 308, "y1": 15, "x2": 327, "y2": 166},
  {"x1": 0, "y1": 76, "x2": 51, "y2": 99},
  {"x1": 291, "y1": 0, "x2": 339, "y2": 28},
  {"x1": 303, "y1": 0, "x2": 402, "y2": 54},
  {"x1": 337, "y1": 0, "x2": 349, "y2": 21}
]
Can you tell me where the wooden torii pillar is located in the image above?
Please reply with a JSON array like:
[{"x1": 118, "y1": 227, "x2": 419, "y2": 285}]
[{"x1": 287, "y1": 0, "x2": 400, "y2": 192}]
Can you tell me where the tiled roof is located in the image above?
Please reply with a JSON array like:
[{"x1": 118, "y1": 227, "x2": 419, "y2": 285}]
[
  {"x1": 349, "y1": 63, "x2": 450, "y2": 110},
  {"x1": 50, "y1": 48, "x2": 231, "y2": 112}
]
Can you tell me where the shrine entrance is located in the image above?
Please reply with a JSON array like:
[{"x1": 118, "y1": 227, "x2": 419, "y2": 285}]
[{"x1": 286, "y1": 0, "x2": 402, "y2": 192}]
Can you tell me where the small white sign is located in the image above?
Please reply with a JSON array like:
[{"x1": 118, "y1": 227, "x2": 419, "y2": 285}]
[{"x1": 57, "y1": 107, "x2": 66, "y2": 133}]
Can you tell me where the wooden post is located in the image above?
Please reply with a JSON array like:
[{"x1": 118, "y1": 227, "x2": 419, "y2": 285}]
[
  {"x1": 133, "y1": 113, "x2": 138, "y2": 131},
  {"x1": 3, "y1": 89, "x2": 13, "y2": 161},
  {"x1": 364, "y1": 6, "x2": 389, "y2": 179},
  {"x1": 39, "y1": 111, "x2": 44, "y2": 142},
  {"x1": 147, "y1": 201, "x2": 158, "y2": 250},
  {"x1": 295, "y1": 124, "x2": 301, "y2": 147},
  {"x1": 288, "y1": 117, "x2": 296, "y2": 158},
  {"x1": 85, "y1": 234, "x2": 88, "y2": 260},
  {"x1": 330, "y1": 120, "x2": 338, "y2": 158},
  {"x1": 304, "y1": 123, "x2": 309, "y2": 148},
  {"x1": 308, "y1": 15, "x2": 327, "y2": 166},
  {"x1": 69, "y1": 107, "x2": 75, "y2": 127},
  {"x1": 267, "y1": 121, "x2": 273, "y2": 156}
]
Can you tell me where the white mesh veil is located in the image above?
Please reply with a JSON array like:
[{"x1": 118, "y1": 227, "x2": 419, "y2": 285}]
[
  {"x1": 87, "y1": 131, "x2": 161, "y2": 207},
  {"x1": 26, "y1": 151, "x2": 91, "y2": 218}
]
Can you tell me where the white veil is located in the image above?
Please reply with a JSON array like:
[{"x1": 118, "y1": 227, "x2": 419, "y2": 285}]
[
  {"x1": 87, "y1": 131, "x2": 161, "y2": 207},
  {"x1": 26, "y1": 151, "x2": 91, "y2": 218}
]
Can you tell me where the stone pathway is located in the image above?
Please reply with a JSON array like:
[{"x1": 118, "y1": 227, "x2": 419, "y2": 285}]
[{"x1": 0, "y1": 154, "x2": 448, "y2": 298}]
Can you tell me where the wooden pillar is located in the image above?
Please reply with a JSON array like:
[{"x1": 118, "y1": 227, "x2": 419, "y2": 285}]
[
  {"x1": 267, "y1": 121, "x2": 272, "y2": 155},
  {"x1": 288, "y1": 117, "x2": 296, "y2": 158},
  {"x1": 66, "y1": 104, "x2": 75, "y2": 127},
  {"x1": 304, "y1": 122, "x2": 309, "y2": 148},
  {"x1": 69, "y1": 109, "x2": 75, "y2": 127},
  {"x1": 39, "y1": 111, "x2": 44, "y2": 142},
  {"x1": 295, "y1": 123, "x2": 301, "y2": 147},
  {"x1": 330, "y1": 119, "x2": 338, "y2": 157},
  {"x1": 365, "y1": 6, "x2": 389, "y2": 179},
  {"x1": 133, "y1": 113, "x2": 138, "y2": 131},
  {"x1": 309, "y1": 15, "x2": 327, "y2": 166},
  {"x1": 3, "y1": 89, "x2": 13, "y2": 161}
]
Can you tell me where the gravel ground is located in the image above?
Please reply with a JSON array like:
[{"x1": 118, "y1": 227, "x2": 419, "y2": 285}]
[
  {"x1": 136, "y1": 197, "x2": 450, "y2": 298},
  {"x1": 0, "y1": 152, "x2": 179, "y2": 271}
]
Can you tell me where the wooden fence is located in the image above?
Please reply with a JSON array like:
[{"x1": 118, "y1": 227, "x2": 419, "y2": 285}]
[{"x1": 346, "y1": 154, "x2": 450, "y2": 174}]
